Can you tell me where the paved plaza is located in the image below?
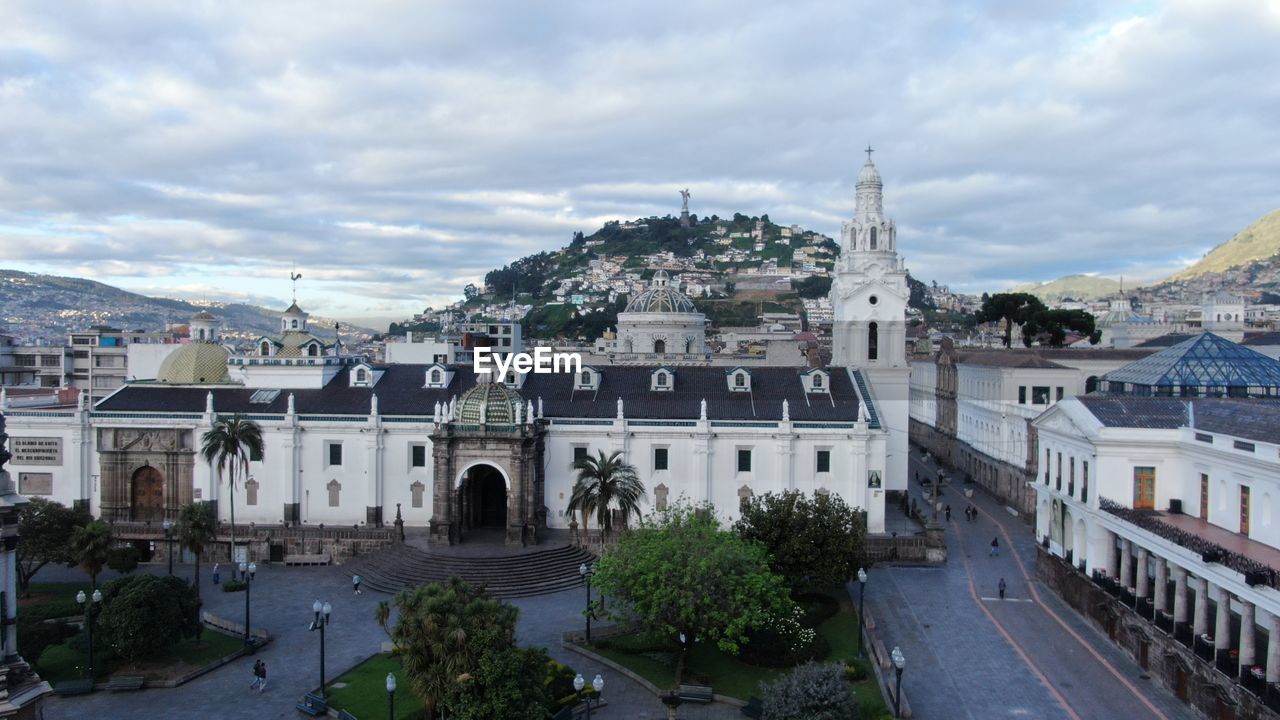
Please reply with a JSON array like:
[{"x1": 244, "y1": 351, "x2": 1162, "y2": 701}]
[{"x1": 863, "y1": 448, "x2": 1200, "y2": 720}]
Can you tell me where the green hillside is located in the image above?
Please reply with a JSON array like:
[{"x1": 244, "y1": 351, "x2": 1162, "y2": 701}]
[
  {"x1": 1170, "y1": 208, "x2": 1280, "y2": 281},
  {"x1": 1008, "y1": 274, "x2": 1122, "y2": 301}
]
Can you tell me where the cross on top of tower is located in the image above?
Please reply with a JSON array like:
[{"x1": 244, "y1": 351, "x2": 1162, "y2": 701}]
[{"x1": 865, "y1": 145, "x2": 874, "y2": 162}]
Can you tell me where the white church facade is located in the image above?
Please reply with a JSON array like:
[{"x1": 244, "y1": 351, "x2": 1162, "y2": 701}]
[{"x1": 1, "y1": 154, "x2": 911, "y2": 547}]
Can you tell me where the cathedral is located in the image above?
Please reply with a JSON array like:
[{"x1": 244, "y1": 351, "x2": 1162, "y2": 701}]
[{"x1": 2, "y1": 154, "x2": 909, "y2": 549}]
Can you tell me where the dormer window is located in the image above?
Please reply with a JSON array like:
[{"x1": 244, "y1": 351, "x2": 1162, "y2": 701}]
[
  {"x1": 812, "y1": 374, "x2": 823, "y2": 388},
  {"x1": 735, "y1": 374, "x2": 745, "y2": 387},
  {"x1": 576, "y1": 367, "x2": 600, "y2": 391},
  {"x1": 726, "y1": 368, "x2": 751, "y2": 392},
  {"x1": 260, "y1": 341, "x2": 270, "y2": 356},
  {"x1": 431, "y1": 369, "x2": 443, "y2": 384},
  {"x1": 356, "y1": 369, "x2": 367, "y2": 383},
  {"x1": 804, "y1": 369, "x2": 830, "y2": 394},
  {"x1": 424, "y1": 363, "x2": 452, "y2": 389},
  {"x1": 580, "y1": 370, "x2": 591, "y2": 384},
  {"x1": 651, "y1": 368, "x2": 673, "y2": 391},
  {"x1": 307, "y1": 343, "x2": 319, "y2": 357}
]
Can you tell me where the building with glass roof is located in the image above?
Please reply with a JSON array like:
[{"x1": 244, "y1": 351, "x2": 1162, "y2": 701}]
[{"x1": 1101, "y1": 332, "x2": 1280, "y2": 398}]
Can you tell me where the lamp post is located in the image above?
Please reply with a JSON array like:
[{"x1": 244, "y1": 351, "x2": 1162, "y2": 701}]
[
  {"x1": 856, "y1": 568, "x2": 868, "y2": 658},
  {"x1": 573, "y1": 673, "x2": 605, "y2": 719},
  {"x1": 163, "y1": 519, "x2": 175, "y2": 575},
  {"x1": 579, "y1": 562, "x2": 595, "y2": 644},
  {"x1": 310, "y1": 600, "x2": 332, "y2": 697},
  {"x1": 891, "y1": 646, "x2": 906, "y2": 718},
  {"x1": 386, "y1": 672, "x2": 396, "y2": 720},
  {"x1": 76, "y1": 589, "x2": 103, "y2": 682},
  {"x1": 239, "y1": 561, "x2": 257, "y2": 649}
]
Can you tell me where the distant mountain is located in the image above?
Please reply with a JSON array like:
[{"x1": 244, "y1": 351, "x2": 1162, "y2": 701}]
[
  {"x1": 1169, "y1": 208, "x2": 1280, "y2": 281},
  {"x1": 0, "y1": 269, "x2": 372, "y2": 344},
  {"x1": 1008, "y1": 274, "x2": 1123, "y2": 301}
]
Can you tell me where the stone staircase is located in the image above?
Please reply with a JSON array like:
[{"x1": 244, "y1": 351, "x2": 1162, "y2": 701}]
[{"x1": 350, "y1": 542, "x2": 597, "y2": 599}]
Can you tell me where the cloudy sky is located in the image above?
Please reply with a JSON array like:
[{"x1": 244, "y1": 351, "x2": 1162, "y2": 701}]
[{"x1": 2, "y1": 0, "x2": 1278, "y2": 326}]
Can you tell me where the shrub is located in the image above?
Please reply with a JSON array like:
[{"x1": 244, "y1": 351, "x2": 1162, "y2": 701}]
[
  {"x1": 761, "y1": 662, "x2": 859, "y2": 720},
  {"x1": 97, "y1": 575, "x2": 201, "y2": 662},
  {"x1": 741, "y1": 604, "x2": 828, "y2": 668},
  {"x1": 107, "y1": 545, "x2": 141, "y2": 575},
  {"x1": 18, "y1": 617, "x2": 77, "y2": 663},
  {"x1": 221, "y1": 579, "x2": 247, "y2": 593}
]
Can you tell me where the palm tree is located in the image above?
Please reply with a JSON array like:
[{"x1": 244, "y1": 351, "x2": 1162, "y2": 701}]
[
  {"x1": 200, "y1": 416, "x2": 264, "y2": 581},
  {"x1": 68, "y1": 520, "x2": 113, "y2": 589},
  {"x1": 177, "y1": 502, "x2": 216, "y2": 599},
  {"x1": 567, "y1": 450, "x2": 646, "y2": 549}
]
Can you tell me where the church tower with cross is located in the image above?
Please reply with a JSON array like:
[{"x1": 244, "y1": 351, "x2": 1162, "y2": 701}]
[{"x1": 830, "y1": 147, "x2": 910, "y2": 491}]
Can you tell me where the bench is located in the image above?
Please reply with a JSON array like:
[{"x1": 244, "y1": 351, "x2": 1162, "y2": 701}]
[
  {"x1": 53, "y1": 679, "x2": 95, "y2": 696},
  {"x1": 677, "y1": 684, "x2": 714, "y2": 703},
  {"x1": 284, "y1": 553, "x2": 331, "y2": 566},
  {"x1": 295, "y1": 692, "x2": 328, "y2": 716},
  {"x1": 337, "y1": 711, "x2": 358, "y2": 720},
  {"x1": 105, "y1": 675, "x2": 145, "y2": 691}
]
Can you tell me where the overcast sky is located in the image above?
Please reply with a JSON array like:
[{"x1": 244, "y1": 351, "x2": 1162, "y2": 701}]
[{"x1": 2, "y1": 1, "x2": 1278, "y2": 325}]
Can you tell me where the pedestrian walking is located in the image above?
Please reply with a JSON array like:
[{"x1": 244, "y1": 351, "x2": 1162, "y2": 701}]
[
  {"x1": 250, "y1": 660, "x2": 263, "y2": 690},
  {"x1": 998, "y1": 578, "x2": 1007, "y2": 600},
  {"x1": 353, "y1": 574, "x2": 362, "y2": 595},
  {"x1": 945, "y1": 504, "x2": 952, "y2": 522},
  {"x1": 258, "y1": 661, "x2": 267, "y2": 692},
  {"x1": 990, "y1": 537, "x2": 1000, "y2": 557},
  {"x1": 213, "y1": 563, "x2": 221, "y2": 585}
]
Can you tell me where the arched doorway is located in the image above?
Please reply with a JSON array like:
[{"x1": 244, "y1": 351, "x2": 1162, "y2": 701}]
[
  {"x1": 131, "y1": 465, "x2": 165, "y2": 522},
  {"x1": 460, "y1": 465, "x2": 508, "y2": 532}
]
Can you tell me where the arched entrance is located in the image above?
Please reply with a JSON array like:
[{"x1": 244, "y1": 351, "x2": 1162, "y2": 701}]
[
  {"x1": 131, "y1": 465, "x2": 165, "y2": 522},
  {"x1": 459, "y1": 464, "x2": 508, "y2": 532}
]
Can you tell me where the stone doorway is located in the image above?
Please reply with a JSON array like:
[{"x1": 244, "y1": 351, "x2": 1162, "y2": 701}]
[
  {"x1": 461, "y1": 465, "x2": 508, "y2": 531},
  {"x1": 131, "y1": 465, "x2": 165, "y2": 522}
]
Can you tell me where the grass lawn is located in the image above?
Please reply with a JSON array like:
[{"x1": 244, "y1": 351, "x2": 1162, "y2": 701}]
[
  {"x1": 326, "y1": 654, "x2": 421, "y2": 720},
  {"x1": 589, "y1": 592, "x2": 892, "y2": 719},
  {"x1": 19, "y1": 582, "x2": 93, "y2": 622},
  {"x1": 36, "y1": 628, "x2": 244, "y2": 686}
]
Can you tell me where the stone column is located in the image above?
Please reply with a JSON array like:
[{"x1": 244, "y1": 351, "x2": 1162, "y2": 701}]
[
  {"x1": 1267, "y1": 616, "x2": 1280, "y2": 683},
  {"x1": 1172, "y1": 566, "x2": 1188, "y2": 623},
  {"x1": 1136, "y1": 547, "x2": 1150, "y2": 599},
  {"x1": 1119, "y1": 539, "x2": 1132, "y2": 588},
  {"x1": 1240, "y1": 601, "x2": 1257, "y2": 674},
  {"x1": 1193, "y1": 577, "x2": 1210, "y2": 636},
  {"x1": 1215, "y1": 587, "x2": 1232, "y2": 651},
  {"x1": 1154, "y1": 557, "x2": 1168, "y2": 614}
]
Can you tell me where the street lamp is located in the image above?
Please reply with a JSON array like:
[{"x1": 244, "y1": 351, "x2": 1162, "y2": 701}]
[
  {"x1": 856, "y1": 568, "x2": 868, "y2": 658},
  {"x1": 310, "y1": 600, "x2": 332, "y2": 697},
  {"x1": 239, "y1": 562, "x2": 257, "y2": 649},
  {"x1": 76, "y1": 589, "x2": 103, "y2": 682},
  {"x1": 891, "y1": 646, "x2": 906, "y2": 718},
  {"x1": 163, "y1": 519, "x2": 175, "y2": 575},
  {"x1": 386, "y1": 672, "x2": 396, "y2": 720},
  {"x1": 573, "y1": 673, "x2": 605, "y2": 719},
  {"x1": 579, "y1": 562, "x2": 595, "y2": 644}
]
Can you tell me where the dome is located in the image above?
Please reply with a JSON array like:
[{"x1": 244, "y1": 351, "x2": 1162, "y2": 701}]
[
  {"x1": 857, "y1": 160, "x2": 882, "y2": 186},
  {"x1": 456, "y1": 381, "x2": 523, "y2": 425},
  {"x1": 156, "y1": 342, "x2": 231, "y2": 384},
  {"x1": 191, "y1": 310, "x2": 217, "y2": 321},
  {"x1": 624, "y1": 271, "x2": 697, "y2": 314}
]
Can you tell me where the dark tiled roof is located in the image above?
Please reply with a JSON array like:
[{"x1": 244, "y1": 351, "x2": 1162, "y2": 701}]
[
  {"x1": 1078, "y1": 395, "x2": 1280, "y2": 445},
  {"x1": 96, "y1": 365, "x2": 865, "y2": 422},
  {"x1": 956, "y1": 351, "x2": 1068, "y2": 369},
  {"x1": 1242, "y1": 332, "x2": 1280, "y2": 346},
  {"x1": 1134, "y1": 334, "x2": 1197, "y2": 348}
]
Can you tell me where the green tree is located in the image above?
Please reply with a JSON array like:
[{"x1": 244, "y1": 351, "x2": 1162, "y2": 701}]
[
  {"x1": 761, "y1": 662, "x2": 859, "y2": 720},
  {"x1": 16, "y1": 497, "x2": 90, "y2": 595},
  {"x1": 566, "y1": 450, "x2": 646, "y2": 549},
  {"x1": 442, "y1": 629, "x2": 551, "y2": 720},
  {"x1": 177, "y1": 502, "x2": 216, "y2": 599},
  {"x1": 200, "y1": 416, "x2": 263, "y2": 579},
  {"x1": 379, "y1": 576, "x2": 520, "y2": 720},
  {"x1": 735, "y1": 491, "x2": 868, "y2": 594},
  {"x1": 68, "y1": 520, "x2": 113, "y2": 589},
  {"x1": 1021, "y1": 308, "x2": 1098, "y2": 347},
  {"x1": 97, "y1": 574, "x2": 201, "y2": 663},
  {"x1": 593, "y1": 503, "x2": 791, "y2": 682},
  {"x1": 106, "y1": 545, "x2": 141, "y2": 575},
  {"x1": 975, "y1": 292, "x2": 1046, "y2": 347}
]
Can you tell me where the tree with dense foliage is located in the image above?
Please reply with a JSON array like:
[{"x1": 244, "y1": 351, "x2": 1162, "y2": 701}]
[
  {"x1": 177, "y1": 502, "x2": 217, "y2": 599},
  {"x1": 16, "y1": 497, "x2": 90, "y2": 595},
  {"x1": 1021, "y1": 308, "x2": 1100, "y2": 347},
  {"x1": 566, "y1": 450, "x2": 646, "y2": 549},
  {"x1": 975, "y1": 292, "x2": 1046, "y2": 347},
  {"x1": 735, "y1": 491, "x2": 868, "y2": 593},
  {"x1": 792, "y1": 275, "x2": 833, "y2": 299},
  {"x1": 106, "y1": 545, "x2": 141, "y2": 575},
  {"x1": 97, "y1": 574, "x2": 201, "y2": 663},
  {"x1": 761, "y1": 662, "x2": 859, "y2": 720},
  {"x1": 201, "y1": 416, "x2": 263, "y2": 579},
  {"x1": 378, "y1": 576, "x2": 524, "y2": 720},
  {"x1": 68, "y1": 520, "x2": 113, "y2": 589},
  {"x1": 442, "y1": 628, "x2": 551, "y2": 720},
  {"x1": 593, "y1": 503, "x2": 792, "y2": 681}
]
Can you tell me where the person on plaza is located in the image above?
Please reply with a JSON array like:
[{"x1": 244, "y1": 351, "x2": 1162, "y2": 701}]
[
  {"x1": 990, "y1": 536, "x2": 1000, "y2": 557},
  {"x1": 945, "y1": 504, "x2": 952, "y2": 522},
  {"x1": 965, "y1": 505, "x2": 972, "y2": 521},
  {"x1": 213, "y1": 563, "x2": 221, "y2": 585},
  {"x1": 353, "y1": 574, "x2": 362, "y2": 595},
  {"x1": 250, "y1": 659, "x2": 263, "y2": 690},
  {"x1": 258, "y1": 661, "x2": 267, "y2": 693},
  {"x1": 998, "y1": 578, "x2": 1007, "y2": 600}
]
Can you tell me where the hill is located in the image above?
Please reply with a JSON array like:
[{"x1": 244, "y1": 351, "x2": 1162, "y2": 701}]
[
  {"x1": 1008, "y1": 274, "x2": 1123, "y2": 301},
  {"x1": 0, "y1": 269, "x2": 370, "y2": 344},
  {"x1": 1169, "y1": 208, "x2": 1280, "y2": 281}
]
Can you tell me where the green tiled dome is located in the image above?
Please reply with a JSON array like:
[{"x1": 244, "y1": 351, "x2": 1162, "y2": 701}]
[
  {"x1": 457, "y1": 381, "x2": 523, "y2": 425},
  {"x1": 156, "y1": 342, "x2": 231, "y2": 384}
]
